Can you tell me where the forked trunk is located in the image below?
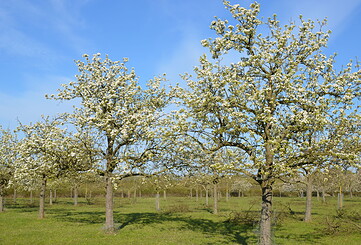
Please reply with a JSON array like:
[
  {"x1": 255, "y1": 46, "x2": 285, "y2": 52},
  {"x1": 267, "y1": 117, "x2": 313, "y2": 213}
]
[
  {"x1": 39, "y1": 178, "x2": 47, "y2": 219},
  {"x1": 259, "y1": 184, "x2": 272, "y2": 245},
  {"x1": 213, "y1": 184, "x2": 218, "y2": 215},
  {"x1": 105, "y1": 175, "x2": 114, "y2": 232},
  {"x1": 304, "y1": 175, "x2": 313, "y2": 222}
]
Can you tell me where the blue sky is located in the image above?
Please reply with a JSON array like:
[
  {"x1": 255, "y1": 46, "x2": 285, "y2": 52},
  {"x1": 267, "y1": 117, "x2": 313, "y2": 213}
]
[{"x1": 1, "y1": 0, "x2": 361, "y2": 129}]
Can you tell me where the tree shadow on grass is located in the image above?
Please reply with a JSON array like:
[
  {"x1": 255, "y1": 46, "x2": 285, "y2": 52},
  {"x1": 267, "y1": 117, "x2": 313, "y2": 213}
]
[{"x1": 54, "y1": 210, "x2": 255, "y2": 244}]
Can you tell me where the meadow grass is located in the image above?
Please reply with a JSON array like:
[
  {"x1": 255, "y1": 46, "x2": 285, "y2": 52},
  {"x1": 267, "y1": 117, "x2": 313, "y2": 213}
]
[{"x1": 1, "y1": 196, "x2": 361, "y2": 244}]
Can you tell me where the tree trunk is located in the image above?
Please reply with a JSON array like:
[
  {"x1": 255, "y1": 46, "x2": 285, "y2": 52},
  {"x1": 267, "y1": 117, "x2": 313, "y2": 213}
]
[
  {"x1": 304, "y1": 175, "x2": 313, "y2": 222},
  {"x1": 0, "y1": 186, "x2": 4, "y2": 212},
  {"x1": 259, "y1": 184, "x2": 273, "y2": 245},
  {"x1": 39, "y1": 178, "x2": 47, "y2": 219},
  {"x1": 54, "y1": 189, "x2": 57, "y2": 203},
  {"x1": 155, "y1": 192, "x2": 160, "y2": 211},
  {"x1": 73, "y1": 184, "x2": 78, "y2": 206},
  {"x1": 49, "y1": 190, "x2": 53, "y2": 205},
  {"x1": 105, "y1": 175, "x2": 114, "y2": 232},
  {"x1": 213, "y1": 184, "x2": 218, "y2": 215},
  {"x1": 163, "y1": 190, "x2": 167, "y2": 200},
  {"x1": 322, "y1": 187, "x2": 326, "y2": 203},
  {"x1": 226, "y1": 184, "x2": 229, "y2": 202},
  {"x1": 338, "y1": 186, "x2": 343, "y2": 209},
  {"x1": 30, "y1": 190, "x2": 34, "y2": 204},
  {"x1": 13, "y1": 188, "x2": 17, "y2": 204},
  {"x1": 205, "y1": 187, "x2": 209, "y2": 206},
  {"x1": 196, "y1": 188, "x2": 199, "y2": 202}
]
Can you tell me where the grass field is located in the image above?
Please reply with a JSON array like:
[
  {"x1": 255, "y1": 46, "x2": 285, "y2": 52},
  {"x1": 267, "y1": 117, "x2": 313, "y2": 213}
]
[{"x1": 1, "y1": 196, "x2": 361, "y2": 244}]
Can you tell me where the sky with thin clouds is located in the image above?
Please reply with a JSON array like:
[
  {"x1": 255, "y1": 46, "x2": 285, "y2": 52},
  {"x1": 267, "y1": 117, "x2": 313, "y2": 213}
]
[{"x1": 1, "y1": 0, "x2": 361, "y2": 129}]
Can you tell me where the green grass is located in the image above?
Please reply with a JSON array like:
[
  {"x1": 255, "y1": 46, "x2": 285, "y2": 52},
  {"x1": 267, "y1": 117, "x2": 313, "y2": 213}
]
[{"x1": 1, "y1": 196, "x2": 361, "y2": 244}]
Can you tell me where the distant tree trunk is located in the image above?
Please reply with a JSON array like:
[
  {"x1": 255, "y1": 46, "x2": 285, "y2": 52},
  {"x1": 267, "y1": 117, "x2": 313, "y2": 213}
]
[
  {"x1": 0, "y1": 186, "x2": 4, "y2": 212},
  {"x1": 30, "y1": 190, "x2": 34, "y2": 204},
  {"x1": 226, "y1": 184, "x2": 229, "y2": 202},
  {"x1": 39, "y1": 178, "x2": 47, "y2": 219},
  {"x1": 54, "y1": 189, "x2": 57, "y2": 203},
  {"x1": 316, "y1": 190, "x2": 320, "y2": 201},
  {"x1": 190, "y1": 188, "x2": 193, "y2": 198},
  {"x1": 338, "y1": 186, "x2": 343, "y2": 209},
  {"x1": 322, "y1": 187, "x2": 326, "y2": 203},
  {"x1": 163, "y1": 190, "x2": 167, "y2": 200},
  {"x1": 205, "y1": 187, "x2": 209, "y2": 206},
  {"x1": 74, "y1": 184, "x2": 78, "y2": 206},
  {"x1": 238, "y1": 190, "x2": 241, "y2": 198},
  {"x1": 196, "y1": 188, "x2": 199, "y2": 202},
  {"x1": 155, "y1": 191, "x2": 160, "y2": 211},
  {"x1": 213, "y1": 184, "x2": 218, "y2": 215},
  {"x1": 120, "y1": 191, "x2": 124, "y2": 198},
  {"x1": 139, "y1": 189, "x2": 142, "y2": 198},
  {"x1": 49, "y1": 190, "x2": 53, "y2": 205},
  {"x1": 127, "y1": 190, "x2": 131, "y2": 199},
  {"x1": 259, "y1": 183, "x2": 273, "y2": 245},
  {"x1": 304, "y1": 175, "x2": 313, "y2": 222},
  {"x1": 105, "y1": 174, "x2": 114, "y2": 232},
  {"x1": 13, "y1": 188, "x2": 17, "y2": 204}
]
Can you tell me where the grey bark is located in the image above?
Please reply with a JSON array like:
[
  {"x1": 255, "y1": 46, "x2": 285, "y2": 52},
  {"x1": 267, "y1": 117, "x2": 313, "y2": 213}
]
[
  {"x1": 155, "y1": 192, "x2": 160, "y2": 211},
  {"x1": 304, "y1": 175, "x2": 313, "y2": 222},
  {"x1": 0, "y1": 186, "x2": 4, "y2": 212},
  {"x1": 39, "y1": 178, "x2": 46, "y2": 219},
  {"x1": 259, "y1": 184, "x2": 272, "y2": 245},
  {"x1": 73, "y1": 184, "x2": 78, "y2": 206},
  {"x1": 49, "y1": 190, "x2": 53, "y2": 205},
  {"x1": 105, "y1": 175, "x2": 114, "y2": 232},
  {"x1": 205, "y1": 187, "x2": 209, "y2": 206},
  {"x1": 213, "y1": 184, "x2": 218, "y2": 215}
]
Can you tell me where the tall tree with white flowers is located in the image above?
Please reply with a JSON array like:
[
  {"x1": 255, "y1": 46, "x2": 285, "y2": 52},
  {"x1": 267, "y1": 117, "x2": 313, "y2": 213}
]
[
  {"x1": 177, "y1": 1, "x2": 361, "y2": 244},
  {"x1": 49, "y1": 54, "x2": 172, "y2": 232},
  {"x1": 0, "y1": 126, "x2": 17, "y2": 212}
]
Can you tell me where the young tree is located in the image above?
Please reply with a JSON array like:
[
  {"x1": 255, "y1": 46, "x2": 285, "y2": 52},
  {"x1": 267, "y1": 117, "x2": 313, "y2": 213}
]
[
  {"x1": 177, "y1": 1, "x2": 361, "y2": 244},
  {"x1": 49, "y1": 54, "x2": 171, "y2": 232},
  {"x1": 16, "y1": 116, "x2": 91, "y2": 218}
]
